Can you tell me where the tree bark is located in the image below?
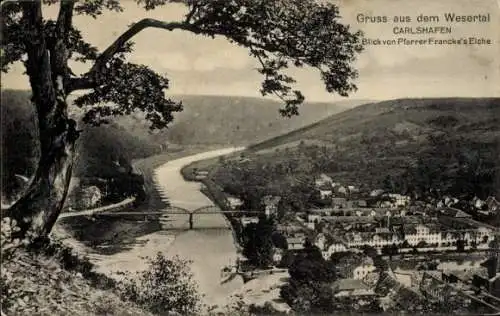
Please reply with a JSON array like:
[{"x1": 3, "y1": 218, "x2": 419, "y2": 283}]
[
  {"x1": 7, "y1": 1, "x2": 79, "y2": 240},
  {"x1": 8, "y1": 117, "x2": 79, "y2": 239}
]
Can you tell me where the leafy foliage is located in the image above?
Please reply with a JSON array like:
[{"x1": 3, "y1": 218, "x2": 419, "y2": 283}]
[
  {"x1": 0, "y1": 218, "x2": 151, "y2": 315},
  {"x1": 74, "y1": 60, "x2": 183, "y2": 130},
  {"x1": 73, "y1": 0, "x2": 124, "y2": 18},
  {"x1": 242, "y1": 216, "x2": 275, "y2": 268},
  {"x1": 280, "y1": 243, "x2": 337, "y2": 313},
  {"x1": 3, "y1": 0, "x2": 362, "y2": 128},
  {"x1": 178, "y1": 0, "x2": 363, "y2": 115},
  {"x1": 117, "y1": 252, "x2": 201, "y2": 315},
  {"x1": 146, "y1": 0, "x2": 364, "y2": 98}
]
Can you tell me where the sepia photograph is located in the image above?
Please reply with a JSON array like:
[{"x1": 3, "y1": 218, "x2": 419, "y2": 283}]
[{"x1": 1, "y1": 0, "x2": 499, "y2": 315}]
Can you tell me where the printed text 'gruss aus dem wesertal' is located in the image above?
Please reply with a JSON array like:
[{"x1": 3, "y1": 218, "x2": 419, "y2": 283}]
[{"x1": 356, "y1": 13, "x2": 491, "y2": 23}]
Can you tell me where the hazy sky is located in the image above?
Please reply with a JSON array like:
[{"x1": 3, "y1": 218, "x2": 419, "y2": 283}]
[{"x1": 2, "y1": 0, "x2": 499, "y2": 101}]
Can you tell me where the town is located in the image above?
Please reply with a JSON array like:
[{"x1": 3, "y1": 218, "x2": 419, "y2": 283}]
[{"x1": 208, "y1": 169, "x2": 500, "y2": 314}]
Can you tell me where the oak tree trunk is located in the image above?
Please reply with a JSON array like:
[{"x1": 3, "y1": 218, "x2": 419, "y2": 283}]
[
  {"x1": 8, "y1": 112, "x2": 79, "y2": 239},
  {"x1": 7, "y1": 1, "x2": 79, "y2": 240}
]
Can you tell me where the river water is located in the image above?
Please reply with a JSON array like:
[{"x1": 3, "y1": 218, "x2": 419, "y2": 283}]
[
  {"x1": 153, "y1": 147, "x2": 245, "y2": 310},
  {"x1": 62, "y1": 147, "x2": 246, "y2": 311}
]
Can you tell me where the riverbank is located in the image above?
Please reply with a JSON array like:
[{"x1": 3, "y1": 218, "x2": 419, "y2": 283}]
[
  {"x1": 182, "y1": 160, "x2": 293, "y2": 314},
  {"x1": 198, "y1": 179, "x2": 244, "y2": 252},
  {"x1": 55, "y1": 145, "x2": 225, "y2": 255}
]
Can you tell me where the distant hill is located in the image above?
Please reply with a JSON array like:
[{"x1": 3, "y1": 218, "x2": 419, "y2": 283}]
[
  {"x1": 114, "y1": 95, "x2": 371, "y2": 146},
  {"x1": 1, "y1": 89, "x2": 368, "y2": 201},
  {"x1": 248, "y1": 98, "x2": 500, "y2": 152},
  {"x1": 210, "y1": 98, "x2": 500, "y2": 199}
]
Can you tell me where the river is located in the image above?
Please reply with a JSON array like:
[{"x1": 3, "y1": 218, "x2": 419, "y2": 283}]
[
  {"x1": 53, "y1": 146, "x2": 292, "y2": 313},
  {"x1": 153, "y1": 147, "x2": 245, "y2": 310},
  {"x1": 57, "y1": 147, "x2": 246, "y2": 311}
]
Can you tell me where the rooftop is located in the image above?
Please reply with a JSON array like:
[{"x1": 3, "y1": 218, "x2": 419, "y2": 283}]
[
  {"x1": 440, "y1": 207, "x2": 472, "y2": 218},
  {"x1": 332, "y1": 279, "x2": 370, "y2": 291},
  {"x1": 286, "y1": 237, "x2": 305, "y2": 244}
]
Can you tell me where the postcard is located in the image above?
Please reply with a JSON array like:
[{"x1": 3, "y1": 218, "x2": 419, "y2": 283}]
[{"x1": 1, "y1": 0, "x2": 499, "y2": 315}]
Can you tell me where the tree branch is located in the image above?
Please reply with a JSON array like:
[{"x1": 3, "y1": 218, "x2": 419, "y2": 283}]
[
  {"x1": 56, "y1": 0, "x2": 75, "y2": 37},
  {"x1": 52, "y1": 1, "x2": 76, "y2": 104},
  {"x1": 67, "y1": 19, "x2": 201, "y2": 94},
  {"x1": 52, "y1": 0, "x2": 75, "y2": 75},
  {"x1": 67, "y1": 76, "x2": 95, "y2": 92},
  {"x1": 252, "y1": 47, "x2": 287, "y2": 102},
  {"x1": 90, "y1": 19, "x2": 200, "y2": 74},
  {"x1": 185, "y1": 2, "x2": 199, "y2": 23}
]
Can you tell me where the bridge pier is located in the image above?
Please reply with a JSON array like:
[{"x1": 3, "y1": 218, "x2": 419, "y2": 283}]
[{"x1": 189, "y1": 213, "x2": 193, "y2": 229}]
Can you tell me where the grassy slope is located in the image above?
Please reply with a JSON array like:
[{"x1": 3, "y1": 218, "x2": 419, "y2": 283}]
[
  {"x1": 1, "y1": 247, "x2": 152, "y2": 316},
  {"x1": 249, "y1": 98, "x2": 500, "y2": 151},
  {"x1": 205, "y1": 98, "x2": 500, "y2": 196}
]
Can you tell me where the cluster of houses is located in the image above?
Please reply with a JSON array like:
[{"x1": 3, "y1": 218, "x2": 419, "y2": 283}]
[
  {"x1": 435, "y1": 194, "x2": 500, "y2": 220},
  {"x1": 295, "y1": 248, "x2": 500, "y2": 312},
  {"x1": 305, "y1": 207, "x2": 410, "y2": 230},
  {"x1": 315, "y1": 173, "x2": 410, "y2": 209},
  {"x1": 220, "y1": 172, "x2": 500, "y2": 310},
  {"x1": 229, "y1": 173, "x2": 499, "y2": 264},
  {"x1": 313, "y1": 214, "x2": 496, "y2": 261}
]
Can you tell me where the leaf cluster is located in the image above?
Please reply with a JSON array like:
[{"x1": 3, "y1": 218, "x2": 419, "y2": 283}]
[
  {"x1": 117, "y1": 252, "x2": 202, "y2": 315},
  {"x1": 2, "y1": 0, "x2": 363, "y2": 128}
]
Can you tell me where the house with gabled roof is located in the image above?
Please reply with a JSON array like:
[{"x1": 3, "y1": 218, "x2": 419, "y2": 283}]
[
  {"x1": 404, "y1": 223, "x2": 441, "y2": 246},
  {"x1": 331, "y1": 279, "x2": 376, "y2": 297},
  {"x1": 322, "y1": 236, "x2": 349, "y2": 260}
]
